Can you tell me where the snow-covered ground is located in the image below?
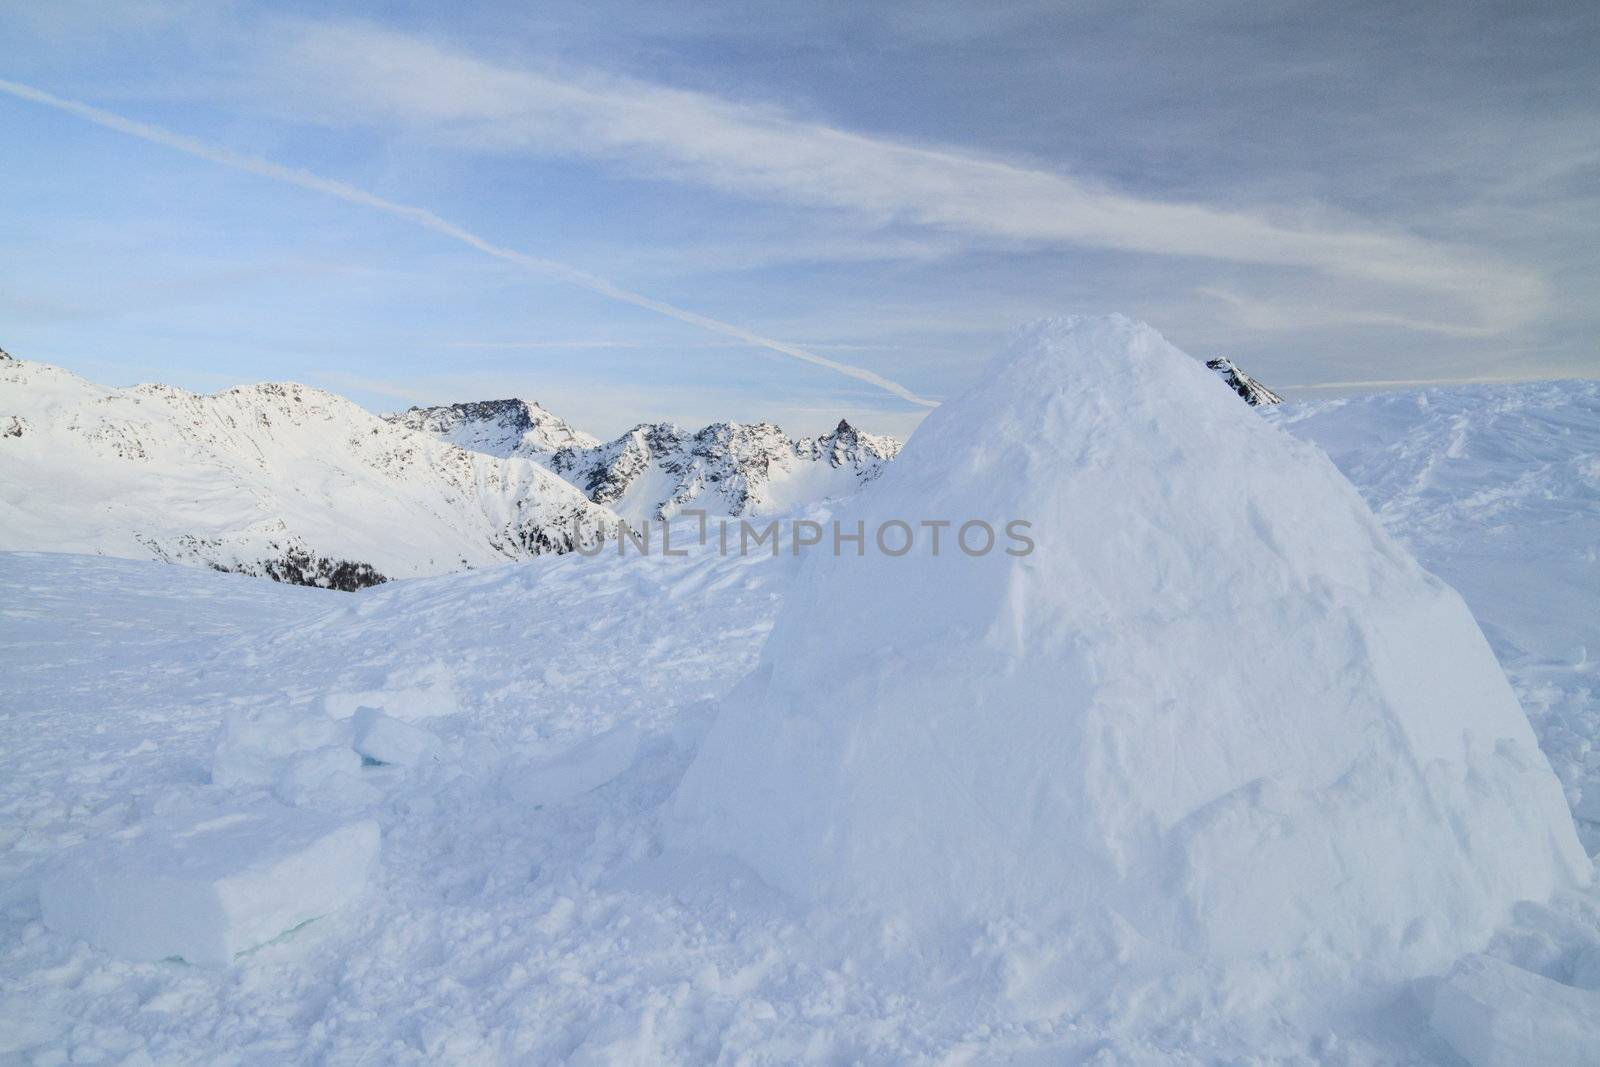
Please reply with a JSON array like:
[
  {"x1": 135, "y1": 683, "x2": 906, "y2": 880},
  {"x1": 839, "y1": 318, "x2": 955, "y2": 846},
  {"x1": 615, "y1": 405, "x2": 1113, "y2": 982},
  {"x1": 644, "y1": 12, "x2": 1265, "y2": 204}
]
[{"x1": 3, "y1": 329, "x2": 1598, "y2": 1064}]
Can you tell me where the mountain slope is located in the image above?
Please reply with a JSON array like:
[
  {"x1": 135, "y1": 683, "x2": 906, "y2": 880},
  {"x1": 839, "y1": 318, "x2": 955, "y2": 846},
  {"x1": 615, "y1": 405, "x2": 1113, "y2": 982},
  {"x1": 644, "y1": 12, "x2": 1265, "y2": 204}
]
[{"x1": 0, "y1": 358, "x2": 615, "y2": 587}]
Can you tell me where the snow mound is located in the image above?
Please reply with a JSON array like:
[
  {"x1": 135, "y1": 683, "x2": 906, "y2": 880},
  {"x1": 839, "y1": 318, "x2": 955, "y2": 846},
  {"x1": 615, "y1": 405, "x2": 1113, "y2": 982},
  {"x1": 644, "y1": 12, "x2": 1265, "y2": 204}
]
[
  {"x1": 40, "y1": 803, "x2": 378, "y2": 966},
  {"x1": 670, "y1": 314, "x2": 1588, "y2": 979}
]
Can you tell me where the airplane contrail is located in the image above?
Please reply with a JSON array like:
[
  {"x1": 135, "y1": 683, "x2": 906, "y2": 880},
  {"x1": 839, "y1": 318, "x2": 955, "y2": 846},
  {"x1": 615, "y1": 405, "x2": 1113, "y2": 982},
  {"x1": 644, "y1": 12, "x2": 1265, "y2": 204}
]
[{"x1": 0, "y1": 77, "x2": 937, "y2": 409}]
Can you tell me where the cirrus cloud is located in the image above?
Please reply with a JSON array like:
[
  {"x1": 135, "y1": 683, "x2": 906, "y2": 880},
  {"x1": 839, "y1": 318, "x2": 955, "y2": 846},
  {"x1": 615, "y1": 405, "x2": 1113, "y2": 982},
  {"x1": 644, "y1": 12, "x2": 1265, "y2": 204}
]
[{"x1": 258, "y1": 19, "x2": 1547, "y2": 337}]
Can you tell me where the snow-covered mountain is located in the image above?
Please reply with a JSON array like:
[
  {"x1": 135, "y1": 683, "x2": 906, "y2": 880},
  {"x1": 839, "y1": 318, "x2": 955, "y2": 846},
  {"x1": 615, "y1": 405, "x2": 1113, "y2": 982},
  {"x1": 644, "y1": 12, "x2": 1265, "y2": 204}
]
[
  {"x1": 1207, "y1": 357, "x2": 1284, "y2": 405},
  {"x1": 387, "y1": 398, "x2": 600, "y2": 458},
  {"x1": 393, "y1": 395, "x2": 903, "y2": 524},
  {"x1": 546, "y1": 418, "x2": 901, "y2": 523},
  {"x1": 390, "y1": 395, "x2": 902, "y2": 524},
  {"x1": 0, "y1": 357, "x2": 615, "y2": 588}
]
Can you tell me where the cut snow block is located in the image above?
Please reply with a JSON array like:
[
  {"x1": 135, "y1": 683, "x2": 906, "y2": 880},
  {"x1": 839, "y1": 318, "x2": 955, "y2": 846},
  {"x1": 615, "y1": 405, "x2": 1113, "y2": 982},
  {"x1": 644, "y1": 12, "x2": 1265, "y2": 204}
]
[
  {"x1": 274, "y1": 745, "x2": 377, "y2": 810},
  {"x1": 1431, "y1": 954, "x2": 1600, "y2": 1066},
  {"x1": 352, "y1": 706, "x2": 437, "y2": 766},
  {"x1": 506, "y1": 726, "x2": 639, "y2": 807},
  {"x1": 669, "y1": 315, "x2": 1589, "y2": 981},
  {"x1": 40, "y1": 802, "x2": 379, "y2": 966},
  {"x1": 323, "y1": 667, "x2": 459, "y2": 721},
  {"x1": 212, "y1": 704, "x2": 349, "y2": 789}
]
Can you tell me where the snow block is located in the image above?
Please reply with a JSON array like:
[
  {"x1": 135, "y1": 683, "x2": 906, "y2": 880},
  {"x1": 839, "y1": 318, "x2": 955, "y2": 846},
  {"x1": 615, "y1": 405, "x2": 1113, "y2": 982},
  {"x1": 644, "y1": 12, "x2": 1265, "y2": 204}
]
[
  {"x1": 40, "y1": 803, "x2": 379, "y2": 966},
  {"x1": 212, "y1": 707, "x2": 374, "y2": 810},
  {"x1": 352, "y1": 706, "x2": 437, "y2": 766},
  {"x1": 323, "y1": 667, "x2": 459, "y2": 721},
  {"x1": 1430, "y1": 954, "x2": 1600, "y2": 1066},
  {"x1": 212, "y1": 705, "x2": 348, "y2": 789},
  {"x1": 505, "y1": 725, "x2": 639, "y2": 807},
  {"x1": 670, "y1": 315, "x2": 1589, "y2": 981},
  {"x1": 273, "y1": 745, "x2": 376, "y2": 810}
]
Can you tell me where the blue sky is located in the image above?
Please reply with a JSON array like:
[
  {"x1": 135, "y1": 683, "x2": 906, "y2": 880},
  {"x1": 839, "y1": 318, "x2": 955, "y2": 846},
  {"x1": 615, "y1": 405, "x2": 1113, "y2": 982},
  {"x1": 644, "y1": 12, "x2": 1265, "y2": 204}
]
[{"x1": 2, "y1": 1, "x2": 1596, "y2": 439}]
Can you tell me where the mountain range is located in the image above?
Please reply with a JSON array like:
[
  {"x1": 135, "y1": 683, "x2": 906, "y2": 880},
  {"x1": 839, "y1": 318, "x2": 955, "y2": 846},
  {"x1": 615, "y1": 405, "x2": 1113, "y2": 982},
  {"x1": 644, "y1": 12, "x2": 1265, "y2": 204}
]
[
  {"x1": 390, "y1": 400, "x2": 900, "y2": 524},
  {"x1": 0, "y1": 353, "x2": 900, "y2": 587},
  {"x1": 0, "y1": 353, "x2": 612, "y2": 589}
]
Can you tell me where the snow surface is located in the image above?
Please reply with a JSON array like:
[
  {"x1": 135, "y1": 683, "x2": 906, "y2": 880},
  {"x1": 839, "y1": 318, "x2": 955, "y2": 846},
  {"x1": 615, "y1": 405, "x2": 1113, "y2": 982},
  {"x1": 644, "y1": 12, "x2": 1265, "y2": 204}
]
[
  {"x1": 1270, "y1": 380, "x2": 1600, "y2": 851},
  {"x1": 4, "y1": 320, "x2": 1600, "y2": 1062}
]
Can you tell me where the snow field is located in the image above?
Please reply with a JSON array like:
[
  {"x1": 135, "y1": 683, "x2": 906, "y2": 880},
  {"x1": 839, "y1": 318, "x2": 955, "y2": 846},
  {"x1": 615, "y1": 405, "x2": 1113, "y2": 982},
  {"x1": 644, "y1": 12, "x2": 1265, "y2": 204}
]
[{"x1": 3, "y1": 320, "x2": 1600, "y2": 1062}]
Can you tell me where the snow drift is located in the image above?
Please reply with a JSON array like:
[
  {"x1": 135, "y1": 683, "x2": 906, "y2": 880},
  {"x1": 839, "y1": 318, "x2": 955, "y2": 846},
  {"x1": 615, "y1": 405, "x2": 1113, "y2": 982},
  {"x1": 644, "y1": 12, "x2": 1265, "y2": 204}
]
[{"x1": 670, "y1": 314, "x2": 1588, "y2": 980}]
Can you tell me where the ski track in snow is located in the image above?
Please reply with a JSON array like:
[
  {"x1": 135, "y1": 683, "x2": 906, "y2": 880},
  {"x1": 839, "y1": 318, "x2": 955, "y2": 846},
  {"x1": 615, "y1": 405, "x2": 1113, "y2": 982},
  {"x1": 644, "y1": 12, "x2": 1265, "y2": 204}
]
[{"x1": 2, "y1": 379, "x2": 1599, "y2": 1063}]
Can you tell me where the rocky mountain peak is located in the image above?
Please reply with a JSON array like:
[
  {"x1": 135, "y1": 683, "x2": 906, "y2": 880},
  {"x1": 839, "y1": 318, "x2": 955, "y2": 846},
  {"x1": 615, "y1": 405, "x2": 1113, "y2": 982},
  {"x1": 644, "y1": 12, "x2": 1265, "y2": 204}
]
[
  {"x1": 386, "y1": 398, "x2": 599, "y2": 457},
  {"x1": 1206, "y1": 358, "x2": 1284, "y2": 406},
  {"x1": 536, "y1": 415, "x2": 901, "y2": 523}
]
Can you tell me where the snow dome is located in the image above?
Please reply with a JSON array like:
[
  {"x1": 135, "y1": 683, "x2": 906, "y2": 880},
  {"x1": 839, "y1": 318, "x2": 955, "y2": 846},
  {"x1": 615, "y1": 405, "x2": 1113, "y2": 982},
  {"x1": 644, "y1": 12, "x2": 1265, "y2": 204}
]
[{"x1": 670, "y1": 314, "x2": 1588, "y2": 978}]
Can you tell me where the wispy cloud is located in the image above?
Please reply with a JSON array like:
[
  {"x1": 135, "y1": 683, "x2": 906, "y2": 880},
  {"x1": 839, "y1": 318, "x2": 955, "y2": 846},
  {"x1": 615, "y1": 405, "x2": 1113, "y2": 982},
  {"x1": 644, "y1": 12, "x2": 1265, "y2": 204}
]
[
  {"x1": 1284, "y1": 374, "x2": 1576, "y2": 391},
  {"x1": 1195, "y1": 286, "x2": 1506, "y2": 339},
  {"x1": 0, "y1": 76, "x2": 938, "y2": 409},
  {"x1": 258, "y1": 19, "x2": 1547, "y2": 336},
  {"x1": 441, "y1": 339, "x2": 906, "y2": 351}
]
